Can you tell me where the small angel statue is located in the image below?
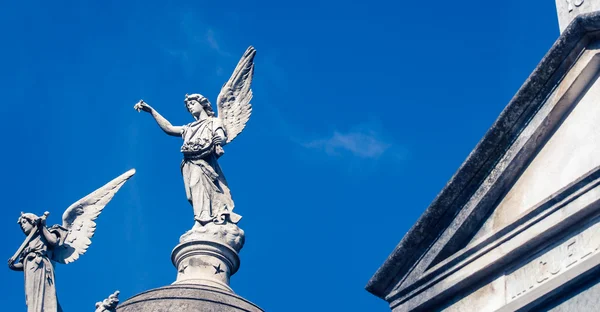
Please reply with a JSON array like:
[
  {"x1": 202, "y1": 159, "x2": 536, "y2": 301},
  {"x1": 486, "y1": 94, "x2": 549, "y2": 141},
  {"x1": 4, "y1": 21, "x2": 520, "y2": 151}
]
[
  {"x1": 95, "y1": 291, "x2": 120, "y2": 312},
  {"x1": 8, "y1": 169, "x2": 135, "y2": 312},
  {"x1": 134, "y1": 46, "x2": 255, "y2": 226}
]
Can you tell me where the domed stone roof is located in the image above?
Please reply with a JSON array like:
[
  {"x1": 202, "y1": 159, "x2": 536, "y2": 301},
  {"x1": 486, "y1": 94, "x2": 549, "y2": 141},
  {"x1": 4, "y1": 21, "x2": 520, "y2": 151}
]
[{"x1": 116, "y1": 284, "x2": 263, "y2": 312}]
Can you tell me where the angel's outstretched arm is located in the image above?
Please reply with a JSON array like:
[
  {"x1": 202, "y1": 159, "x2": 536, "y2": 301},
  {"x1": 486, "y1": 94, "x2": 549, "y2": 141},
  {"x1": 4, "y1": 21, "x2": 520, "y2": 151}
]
[{"x1": 134, "y1": 100, "x2": 183, "y2": 137}]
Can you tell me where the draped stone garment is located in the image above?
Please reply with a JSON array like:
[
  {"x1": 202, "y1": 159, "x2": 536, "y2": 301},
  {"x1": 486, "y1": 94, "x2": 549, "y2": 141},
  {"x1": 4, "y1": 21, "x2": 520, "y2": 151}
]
[
  {"x1": 19, "y1": 231, "x2": 63, "y2": 312},
  {"x1": 180, "y1": 117, "x2": 233, "y2": 222}
]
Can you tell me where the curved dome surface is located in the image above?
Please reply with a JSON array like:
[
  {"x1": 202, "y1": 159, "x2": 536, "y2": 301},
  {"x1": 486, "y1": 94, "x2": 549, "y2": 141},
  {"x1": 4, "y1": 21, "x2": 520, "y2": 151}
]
[{"x1": 117, "y1": 284, "x2": 263, "y2": 312}]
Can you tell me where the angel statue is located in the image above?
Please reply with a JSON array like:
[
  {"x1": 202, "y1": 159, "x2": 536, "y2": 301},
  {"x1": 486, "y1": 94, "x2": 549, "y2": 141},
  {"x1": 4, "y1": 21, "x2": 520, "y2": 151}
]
[
  {"x1": 134, "y1": 46, "x2": 255, "y2": 226},
  {"x1": 7, "y1": 169, "x2": 135, "y2": 312},
  {"x1": 95, "y1": 291, "x2": 120, "y2": 312}
]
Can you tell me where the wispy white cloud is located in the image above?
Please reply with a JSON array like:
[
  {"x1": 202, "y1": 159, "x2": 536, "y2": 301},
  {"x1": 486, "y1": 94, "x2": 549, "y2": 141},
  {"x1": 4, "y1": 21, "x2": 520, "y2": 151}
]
[
  {"x1": 298, "y1": 119, "x2": 412, "y2": 165},
  {"x1": 258, "y1": 69, "x2": 406, "y2": 165},
  {"x1": 216, "y1": 66, "x2": 225, "y2": 77},
  {"x1": 164, "y1": 48, "x2": 189, "y2": 63},
  {"x1": 205, "y1": 29, "x2": 231, "y2": 57},
  {"x1": 304, "y1": 128, "x2": 391, "y2": 159},
  {"x1": 159, "y1": 11, "x2": 231, "y2": 76}
]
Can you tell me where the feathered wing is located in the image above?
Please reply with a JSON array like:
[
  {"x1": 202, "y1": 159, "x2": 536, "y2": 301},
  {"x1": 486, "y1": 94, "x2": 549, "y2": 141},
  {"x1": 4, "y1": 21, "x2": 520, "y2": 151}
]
[
  {"x1": 216, "y1": 46, "x2": 256, "y2": 144},
  {"x1": 51, "y1": 169, "x2": 136, "y2": 264}
]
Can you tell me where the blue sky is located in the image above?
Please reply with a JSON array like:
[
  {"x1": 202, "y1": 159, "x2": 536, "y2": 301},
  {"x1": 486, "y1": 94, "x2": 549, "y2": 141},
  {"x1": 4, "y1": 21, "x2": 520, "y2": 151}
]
[{"x1": 0, "y1": 1, "x2": 560, "y2": 311}]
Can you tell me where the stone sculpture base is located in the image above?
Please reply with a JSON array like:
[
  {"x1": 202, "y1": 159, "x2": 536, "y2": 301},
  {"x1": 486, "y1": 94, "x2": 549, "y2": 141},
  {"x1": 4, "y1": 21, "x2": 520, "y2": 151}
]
[
  {"x1": 116, "y1": 284, "x2": 263, "y2": 312},
  {"x1": 116, "y1": 220, "x2": 260, "y2": 311},
  {"x1": 171, "y1": 222, "x2": 245, "y2": 292}
]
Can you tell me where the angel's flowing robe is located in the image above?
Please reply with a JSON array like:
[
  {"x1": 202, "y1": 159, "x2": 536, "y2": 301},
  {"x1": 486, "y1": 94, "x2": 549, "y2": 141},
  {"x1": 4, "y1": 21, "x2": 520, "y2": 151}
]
[
  {"x1": 180, "y1": 117, "x2": 233, "y2": 223},
  {"x1": 19, "y1": 231, "x2": 63, "y2": 312}
]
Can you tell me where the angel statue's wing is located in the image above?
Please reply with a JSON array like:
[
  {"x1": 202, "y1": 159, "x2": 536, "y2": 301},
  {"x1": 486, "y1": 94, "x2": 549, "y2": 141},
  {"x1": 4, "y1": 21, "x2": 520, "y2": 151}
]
[
  {"x1": 216, "y1": 46, "x2": 256, "y2": 144},
  {"x1": 51, "y1": 169, "x2": 136, "y2": 264}
]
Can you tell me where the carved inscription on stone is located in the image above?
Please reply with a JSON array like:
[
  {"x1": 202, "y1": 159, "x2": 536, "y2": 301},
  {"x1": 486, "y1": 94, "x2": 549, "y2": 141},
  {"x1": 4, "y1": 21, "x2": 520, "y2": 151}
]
[
  {"x1": 506, "y1": 220, "x2": 600, "y2": 301},
  {"x1": 567, "y1": 0, "x2": 585, "y2": 12}
]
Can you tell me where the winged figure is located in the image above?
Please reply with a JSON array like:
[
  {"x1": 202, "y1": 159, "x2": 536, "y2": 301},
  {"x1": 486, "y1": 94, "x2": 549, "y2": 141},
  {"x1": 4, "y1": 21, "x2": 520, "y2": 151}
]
[
  {"x1": 134, "y1": 46, "x2": 256, "y2": 226},
  {"x1": 8, "y1": 169, "x2": 135, "y2": 312}
]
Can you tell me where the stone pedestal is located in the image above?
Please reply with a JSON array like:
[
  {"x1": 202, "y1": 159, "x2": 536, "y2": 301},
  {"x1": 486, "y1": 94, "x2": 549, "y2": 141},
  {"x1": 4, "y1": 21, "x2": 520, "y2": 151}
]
[
  {"x1": 117, "y1": 220, "x2": 264, "y2": 311},
  {"x1": 171, "y1": 240, "x2": 239, "y2": 291},
  {"x1": 556, "y1": 0, "x2": 600, "y2": 32},
  {"x1": 170, "y1": 222, "x2": 245, "y2": 292}
]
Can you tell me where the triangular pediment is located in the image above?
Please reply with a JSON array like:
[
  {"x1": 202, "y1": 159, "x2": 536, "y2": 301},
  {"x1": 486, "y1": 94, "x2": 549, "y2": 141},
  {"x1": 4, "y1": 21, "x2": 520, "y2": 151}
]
[
  {"x1": 367, "y1": 13, "x2": 600, "y2": 311},
  {"x1": 421, "y1": 40, "x2": 600, "y2": 280},
  {"x1": 415, "y1": 39, "x2": 600, "y2": 284},
  {"x1": 470, "y1": 67, "x2": 600, "y2": 244}
]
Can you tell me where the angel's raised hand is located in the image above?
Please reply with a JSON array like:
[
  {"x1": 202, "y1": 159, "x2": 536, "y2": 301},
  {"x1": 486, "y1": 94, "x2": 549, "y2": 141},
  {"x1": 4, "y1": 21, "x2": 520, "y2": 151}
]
[
  {"x1": 134, "y1": 100, "x2": 153, "y2": 113},
  {"x1": 36, "y1": 211, "x2": 49, "y2": 227}
]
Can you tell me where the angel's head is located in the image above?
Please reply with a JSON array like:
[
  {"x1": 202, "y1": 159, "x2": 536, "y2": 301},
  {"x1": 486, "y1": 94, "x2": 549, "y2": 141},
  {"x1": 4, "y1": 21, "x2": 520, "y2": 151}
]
[
  {"x1": 184, "y1": 93, "x2": 215, "y2": 119},
  {"x1": 17, "y1": 212, "x2": 38, "y2": 235}
]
